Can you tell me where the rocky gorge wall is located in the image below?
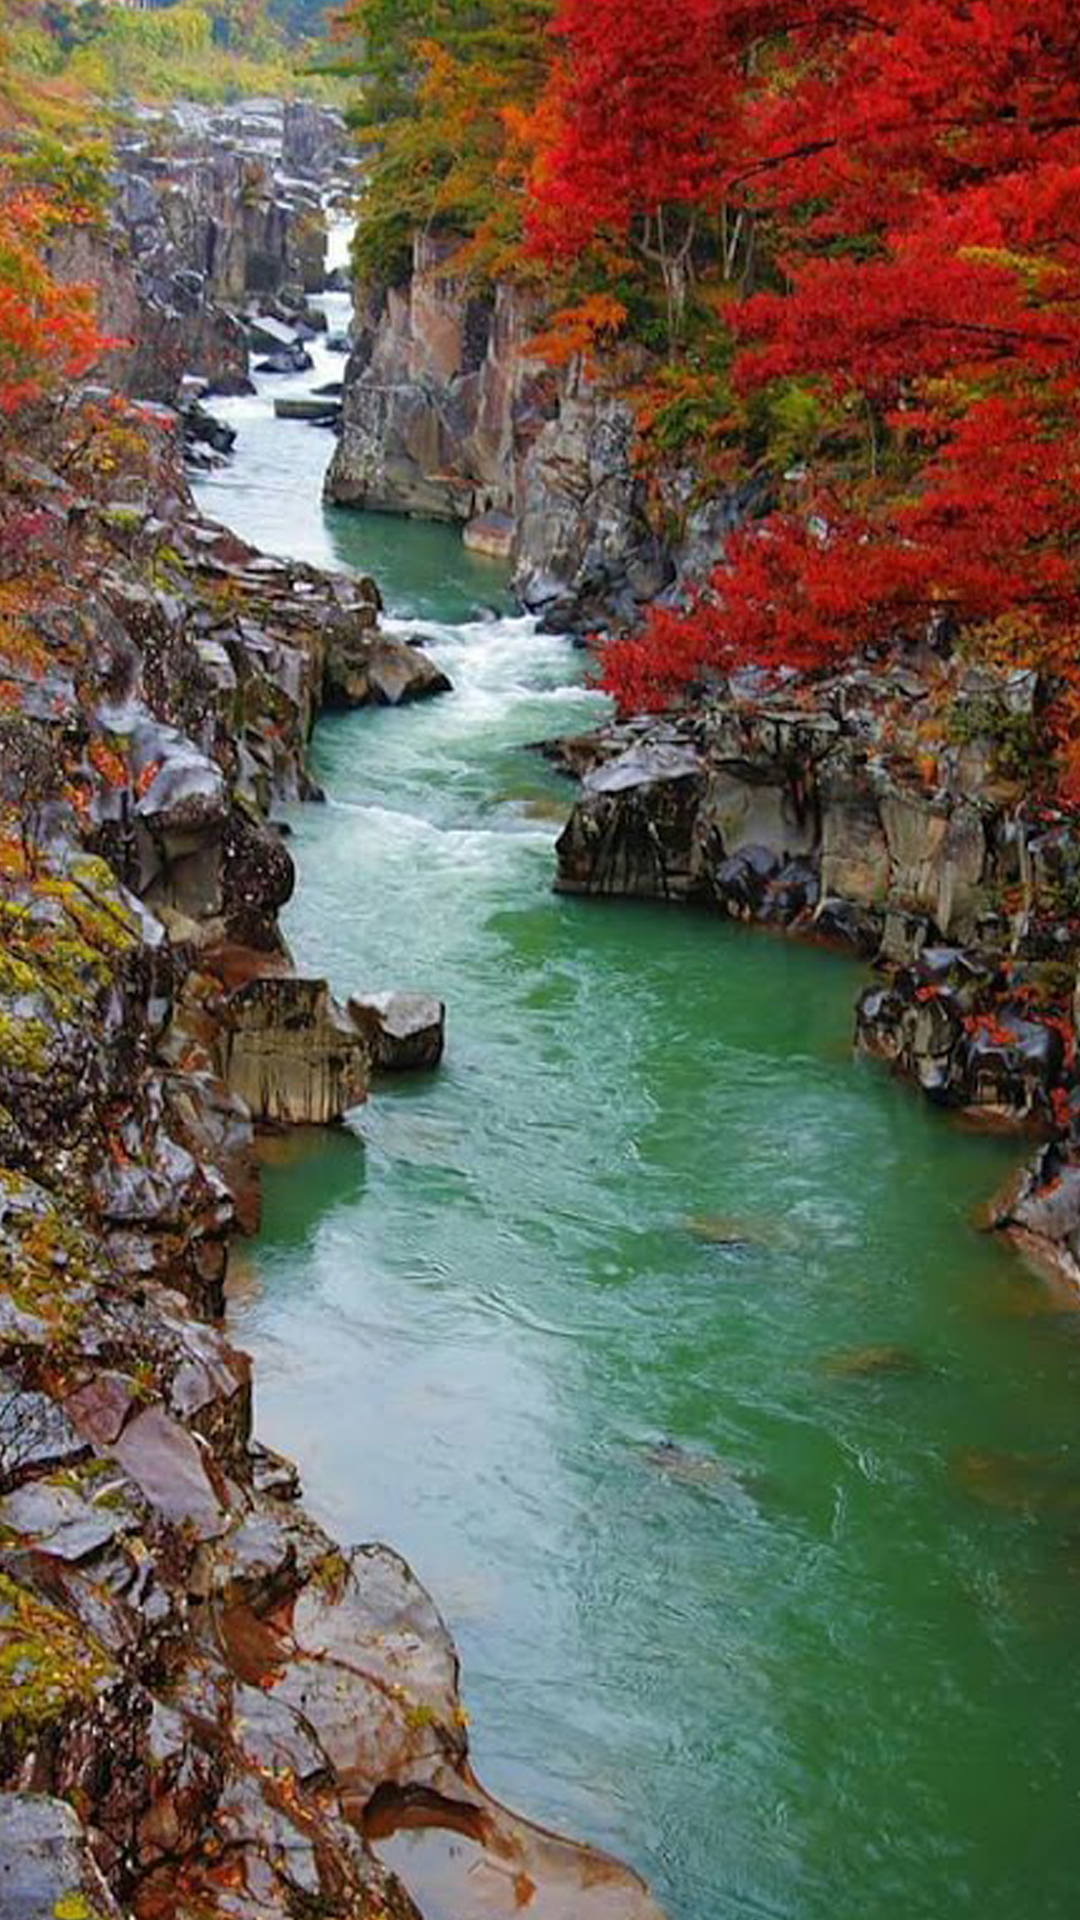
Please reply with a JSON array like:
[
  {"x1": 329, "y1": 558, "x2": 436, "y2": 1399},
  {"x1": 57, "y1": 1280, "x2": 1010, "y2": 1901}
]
[
  {"x1": 49, "y1": 98, "x2": 350, "y2": 406},
  {"x1": 326, "y1": 236, "x2": 741, "y2": 633},
  {"x1": 0, "y1": 117, "x2": 667, "y2": 1920}
]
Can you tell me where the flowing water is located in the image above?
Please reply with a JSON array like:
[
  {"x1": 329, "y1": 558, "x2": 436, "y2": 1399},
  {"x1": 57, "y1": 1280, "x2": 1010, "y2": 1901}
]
[{"x1": 194, "y1": 271, "x2": 1080, "y2": 1920}]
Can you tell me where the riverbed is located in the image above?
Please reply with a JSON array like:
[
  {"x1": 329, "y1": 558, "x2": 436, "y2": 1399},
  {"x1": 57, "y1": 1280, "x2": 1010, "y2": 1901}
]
[{"x1": 194, "y1": 288, "x2": 1080, "y2": 1920}]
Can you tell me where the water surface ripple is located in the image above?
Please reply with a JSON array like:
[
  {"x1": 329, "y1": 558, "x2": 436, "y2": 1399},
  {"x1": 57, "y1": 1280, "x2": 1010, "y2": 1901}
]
[{"x1": 195, "y1": 334, "x2": 1080, "y2": 1920}]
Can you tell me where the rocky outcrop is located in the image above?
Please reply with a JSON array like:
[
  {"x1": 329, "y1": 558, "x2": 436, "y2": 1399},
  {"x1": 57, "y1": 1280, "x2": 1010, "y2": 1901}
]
[
  {"x1": 219, "y1": 974, "x2": 370, "y2": 1123},
  {"x1": 324, "y1": 623, "x2": 453, "y2": 709},
  {"x1": 349, "y1": 992, "x2": 447, "y2": 1071},
  {"x1": 327, "y1": 235, "x2": 543, "y2": 523},
  {"x1": 512, "y1": 384, "x2": 675, "y2": 633},
  {"x1": 327, "y1": 236, "x2": 729, "y2": 630},
  {"x1": 50, "y1": 99, "x2": 349, "y2": 407},
  {"x1": 550, "y1": 654, "x2": 1080, "y2": 1139}
]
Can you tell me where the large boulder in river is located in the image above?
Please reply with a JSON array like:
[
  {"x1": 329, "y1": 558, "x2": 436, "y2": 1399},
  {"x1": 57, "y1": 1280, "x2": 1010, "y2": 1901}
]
[
  {"x1": 323, "y1": 631, "x2": 451, "y2": 710},
  {"x1": 555, "y1": 741, "x2": 706, "y2": 899},
  {"x1": 347, "y1": 992, "x2": 446, "y2": 1071},
  {"x1": 216, "y1": 977, "x2": 369, "y2": 1123}
]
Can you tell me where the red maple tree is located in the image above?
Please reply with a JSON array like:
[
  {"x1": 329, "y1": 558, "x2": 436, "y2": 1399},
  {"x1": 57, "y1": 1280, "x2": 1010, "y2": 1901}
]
[
  {"x1": 532, "y1": 0, "x2": 1080, "y2": 793},
  {"x1": 526, "y1": 0, "x2": 745, "y2": 340}
]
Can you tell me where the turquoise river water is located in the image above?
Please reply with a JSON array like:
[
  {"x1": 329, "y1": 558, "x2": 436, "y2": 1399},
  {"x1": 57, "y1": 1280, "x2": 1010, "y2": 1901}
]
[{"x1": 194, "y1": 299, "x2": 1080, "y2": 1920}]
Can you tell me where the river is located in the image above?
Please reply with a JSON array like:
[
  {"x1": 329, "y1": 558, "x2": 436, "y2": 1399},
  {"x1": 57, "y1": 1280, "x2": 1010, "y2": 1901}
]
[{"x1": 193, "y1": 270, "x2": 1080, "y2": 1920}]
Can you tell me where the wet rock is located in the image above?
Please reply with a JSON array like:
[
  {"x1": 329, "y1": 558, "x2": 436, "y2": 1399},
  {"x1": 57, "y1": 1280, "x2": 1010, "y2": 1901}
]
[
  {"x1": 992, "y1": 1147, "x2": 1080, "y2": 1294},
  {"x1": 247, "y1": 314, "x2": 304, "y2": 354},
  {"x1": 556, "y1": 744, "x2": 705, "y2": 900},
  {"x1": 710, "y1": 843, "x2": 779, "y2": 916},
  {"x1": 250, "y1": 1442, "x2": 301, "y2": 1503},
  {"x1": 958, "y1": 1013, "x2": 1064, "y2": 1119},
  {"x1": 255, "y1": 345, "x2": 315, "y2": 376},
  {"x1": 812, "y1": 896, "x2": 883, "y2": 956},
  {"x1": 323, "y1": 631, "x2": 452, "y2": 710},
  {"x1": 273, "y1": 396, "x2": 341, "y2": 423},
  {"x1": 217, "y1": 977, "x2": 370, "y2": 1123},
  {"x1": 183, "y1": 401, "x2": 236, "y2": 456},
  {"x1": 347, "y1": 993, "x2": 446, "y2": 1071}
]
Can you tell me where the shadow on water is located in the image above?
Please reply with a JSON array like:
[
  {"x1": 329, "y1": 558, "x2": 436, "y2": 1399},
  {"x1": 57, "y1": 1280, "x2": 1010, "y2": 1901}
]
[{"x1": 255, "y1": 1124, "x2": 366, "y2": 1252}]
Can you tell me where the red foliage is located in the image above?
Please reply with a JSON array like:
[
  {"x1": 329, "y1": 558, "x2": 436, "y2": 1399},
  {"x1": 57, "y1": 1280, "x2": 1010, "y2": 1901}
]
[
  {"x1": 544, "y1": 0, "x2": 1080, "y2": 783},
  {"x1": 526, "y1": 0, "x2": 740, "y2": 259},
  {"x1": 0, "y1": 171, "x2": 110, "y2": 416}
]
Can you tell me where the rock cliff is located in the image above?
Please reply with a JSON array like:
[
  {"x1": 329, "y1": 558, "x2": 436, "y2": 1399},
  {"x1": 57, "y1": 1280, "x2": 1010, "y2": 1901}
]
[
  {"x1": 50, "y1": 99, "x2": 349, "y2": 405},
  {"x1": 326, "y1": 236, "x2": 733, "y2": 631},
  {"x1": 0, "y1": 350, "x2": 664, "y2": 1920}
]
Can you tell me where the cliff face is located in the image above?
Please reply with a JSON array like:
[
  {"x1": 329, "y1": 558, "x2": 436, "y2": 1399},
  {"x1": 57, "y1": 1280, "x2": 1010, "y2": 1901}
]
[
  {"x1": 49, "y1": 99, "x2": 348, "y2": 405},
  {"x1": 327, "y1": 235, "x2": 542, "y2": 525},
  {"x1": 326, "y1": 237, "x2": 732, "y2": 631}
]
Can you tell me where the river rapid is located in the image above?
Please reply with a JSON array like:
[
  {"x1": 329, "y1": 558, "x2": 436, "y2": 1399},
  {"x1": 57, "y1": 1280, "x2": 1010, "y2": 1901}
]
[{"x1": 193, "y1": 262, "x2": 1080, "y2": 1920}]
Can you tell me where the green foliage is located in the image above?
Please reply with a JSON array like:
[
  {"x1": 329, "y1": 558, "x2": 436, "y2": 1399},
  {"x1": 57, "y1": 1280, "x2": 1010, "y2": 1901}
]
[
  {"x1": 946, "y1": 695, "x2": 1040, "y2": 780},
  {"x1": 336, "y1": 0, "x2": 553, "y2": 289},
  {"x1": 61, "y1": 0, "x2": 346, "y2": 106},
  {"x1": 7, "y1": 132, "x2": 111, "y2": 224}
]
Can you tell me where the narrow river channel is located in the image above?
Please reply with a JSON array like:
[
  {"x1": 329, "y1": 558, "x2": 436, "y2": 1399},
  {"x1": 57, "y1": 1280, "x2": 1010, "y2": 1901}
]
[{"x1": 194, "y1": 266, "x2": 1080, "y2": 1920}]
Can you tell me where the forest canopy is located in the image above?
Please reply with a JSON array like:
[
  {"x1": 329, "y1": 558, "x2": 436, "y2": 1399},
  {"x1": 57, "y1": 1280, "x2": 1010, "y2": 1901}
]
[{"x1": 339, "y1": 0, "x2": 1080, "y2": 792}]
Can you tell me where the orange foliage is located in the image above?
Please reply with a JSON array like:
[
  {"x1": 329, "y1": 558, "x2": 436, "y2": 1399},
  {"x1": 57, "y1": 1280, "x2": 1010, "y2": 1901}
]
[
  {"x1": 524, "y1": 292, "x2": 627, "y2": 370},
  {"x1": 0, "y1": 171, "x2": 109, "y2": 415}
]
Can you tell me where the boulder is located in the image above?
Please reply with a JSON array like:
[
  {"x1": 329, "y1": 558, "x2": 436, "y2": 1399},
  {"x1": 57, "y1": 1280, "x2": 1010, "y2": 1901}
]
[
  {"x1": 556, "y1": 743, "x2": 705, "y2": 899},
  {"x1": 254, "y1": 346, "x2": 315, "y2": 375},
  {"x1": 323, "y1": 632, "x2": 451, "y2": 710},
  {"x1": 273, "y1": 396, "x2": 340, "y2": 423},
  {"x1": 0, "y1": 1796, "x2": 123, "y2": 1920},
  {"x1": 217, "y1": 977, "x2": 369, "y2": 1123},
  {"x1": 347, "y1": 993, "x2": 446, "y2": 1071}
]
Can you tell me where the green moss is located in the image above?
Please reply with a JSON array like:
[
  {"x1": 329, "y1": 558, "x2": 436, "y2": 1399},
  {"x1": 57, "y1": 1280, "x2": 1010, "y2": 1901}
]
[
  {"x1": 0, "y1": 1572, "x2": 113, "y2": 1740},
  {"x1": 0, "y1": 857, "x2": 140, "y2": 1066},
  {"x1": 0, "y1": 1011, "x2": 50, "y2": 1074},
  {"x1": 0, "y1": 1175, "x2": 97, "y2": 1333},
  {"x1": 53, "y1": 1895, "x2": 106, "y2": 1920}
]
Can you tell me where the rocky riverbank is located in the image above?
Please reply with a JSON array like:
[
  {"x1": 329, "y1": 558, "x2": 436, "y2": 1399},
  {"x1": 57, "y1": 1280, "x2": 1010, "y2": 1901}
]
[
  {"x1": 544, "y1": 650, "x2": 1080, "y2": 1293},
  {"x1": 0, "y1": 108, "x2": 664, "y2": 1920},
  {"x1": 325, "y1": 234, "x2": 744, "y2": 635}
]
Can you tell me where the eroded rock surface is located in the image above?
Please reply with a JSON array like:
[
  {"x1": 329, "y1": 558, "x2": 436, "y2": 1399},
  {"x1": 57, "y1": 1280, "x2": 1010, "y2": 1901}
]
[
  {"x1": 349, "y1": 993, "x2": 447, "y2": 1072},
  {"x1": 327, "y1": 234, "x2": 740, "y2": 631}
]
